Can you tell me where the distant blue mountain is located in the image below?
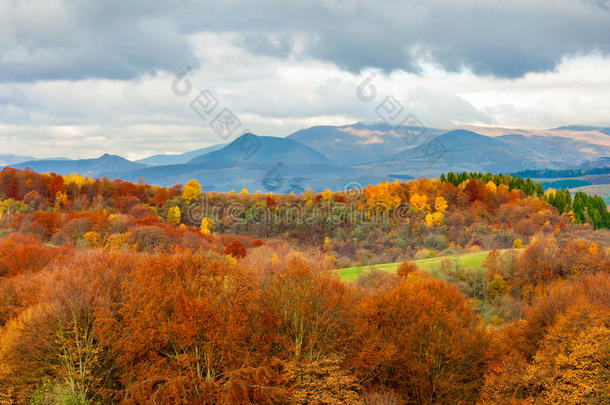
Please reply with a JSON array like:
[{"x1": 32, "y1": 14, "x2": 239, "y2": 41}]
[
  {"x1": 379, "y1": 129, "x2": 531, "y2": 173},
  {"x1": 12, "y1": 154, "x2": 147, "y2": 178},
  {"x1": 0, "y1": 154, "x2": 35, "y2": 166},
  {"x1": 5, "y1": 124, "x2": 610, "y2": 192},
  {"x1": 554, "y1": 125, "x2": 610, "y2": 136},
  {"x1": 136, "y1": 143, "x2": 226, "y2": 165},
  {"x1": 288, "y1": 122, "x2": 444, "y2": 165},
  {"x1": 189, "y1": 133, "x2": 333, "y2": 165}
]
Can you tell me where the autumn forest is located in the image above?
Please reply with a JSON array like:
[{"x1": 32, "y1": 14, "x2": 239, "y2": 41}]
[{"x1": 0, "y1": 166, "x2": 608, "y2": 404}]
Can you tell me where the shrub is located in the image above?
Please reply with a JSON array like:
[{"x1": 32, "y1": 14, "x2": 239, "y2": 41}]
[
  {"x1": 129, "y1": 225, "x2": 169, "y2": 251},
  {"x1": 424, "y1": 233, "x2": 447, "y2": 250},
  {"x1": 355, "y1": 268, "x2": 399, "y2": 292},
  {"x1": 396, "y1": 262, "x2": 418, "y2": 278},
  {"x1": 225, "y1": 240, "x2": 247, "y2": 258}
]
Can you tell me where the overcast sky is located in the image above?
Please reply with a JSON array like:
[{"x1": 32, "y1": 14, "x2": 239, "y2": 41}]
[{"x1": 1, "y1": 0, "x2": 610, "y2": 159}]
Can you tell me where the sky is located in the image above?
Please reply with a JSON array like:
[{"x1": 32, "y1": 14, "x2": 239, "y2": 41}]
[{"x1": 1, "y1": 0, "x2": 610, "y2": 160}]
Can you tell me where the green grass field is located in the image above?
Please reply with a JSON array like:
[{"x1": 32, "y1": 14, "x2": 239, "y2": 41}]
[{"x1": 337, "y1": 250, "x2": 504, "y2": 281}]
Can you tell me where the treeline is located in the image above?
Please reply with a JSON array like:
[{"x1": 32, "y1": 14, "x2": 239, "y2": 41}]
[
  {"x1": 1, "y1": 167, "x2": 609, "y2": 272},
  {"x1": 512, "y1": 166, "x2": 610, "y2": 179},
  {"x1": 441, "y1": 171, "x2": 609, "y2": 229}
]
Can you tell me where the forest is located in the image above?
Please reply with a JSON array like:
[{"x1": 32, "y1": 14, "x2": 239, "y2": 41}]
[{"x1": 0, "y1": 166, "x2": 608, "y2": 404}]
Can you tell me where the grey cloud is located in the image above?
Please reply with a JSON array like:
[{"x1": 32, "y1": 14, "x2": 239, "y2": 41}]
[
  {"x1": 0, "y1": 1, "x2": 199, "y2": 82},
  {"x1": 2, "y1": 0, "x2": 609, "y2": 82}
]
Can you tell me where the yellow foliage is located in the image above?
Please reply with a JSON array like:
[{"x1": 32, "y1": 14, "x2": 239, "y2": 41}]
[
  {"x1": 414, "y1": 248, "x2": 435, "y2": 260},
  {"x1": 364, "y1": 182, "x2": 401, "y2": 217},
  {"x1": 434, "y1": 196, "x2": 448, "y2": 213},
  {"x1": 63, "y1": 173, "x2": 93, "y2": 188},
  {"x1": 55, "y1": 191, "x2": 68, "y2": 207},
  {"x1": 513, "y1": 239, "x2": 523, "y2": 249},
  {"x1": 485, "y1": 181, "x2": 497, "y2": 194},
  {"x1": 200, "y1": 217, "x2": 214, "y2": 235},
  {"x1": 409, "y1": 193, "x2": 428, "y2": 212},
  {"x1": 589, "y1": 242, "x2": 599, "y2": 255},
  {"x1": 271, "y1": 253, "x2": 280, "y2": 265},
  {"x1": 167, "y1": 206, "x2": 181, "y2": 225},
  {"x1": 241, "y1": 188, "x2": 248, "y2": 194},
  {"x1": 425, "y1": 211, "x2": 444, "y2": 227},
  {"x1": 226, "y1": 255, "x2": 237, "y2": 266},
  {"x1": 83, "y1": 231, "x2": 102, "y2": 248},
  {"x1": 182, "y1": 179, "x2": 201, "y2": 203},
  {"x1": 104, "y1": 233, "x2": 131, "y2": 251},
  {"x1": 323, "y1": 236, "x2": 331, "y2": 251},
  {"x1": 322, "y1": 189, "x2": 333, "y2": 201}
]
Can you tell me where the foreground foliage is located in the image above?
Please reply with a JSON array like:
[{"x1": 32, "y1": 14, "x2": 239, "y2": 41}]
[{"x1": 0, "y1": 168, "x2": 608, "y2": 403}]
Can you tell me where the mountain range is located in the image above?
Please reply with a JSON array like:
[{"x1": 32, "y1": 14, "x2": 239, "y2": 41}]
[{"x1": 5, "y1": 123, "x2": 610, "y2": 193}]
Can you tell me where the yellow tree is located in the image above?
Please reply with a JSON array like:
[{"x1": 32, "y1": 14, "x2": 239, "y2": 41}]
[
  {"x1": 200, "y1": 217, "x2": 214, "y2": 235},
  {"x1": 434, "y1": 196, "x2": 448, "y2": 213},
  {"x1": 321, "y1": 189, "x2": 333, "y2": 201},
  {"x1": 410, "y1": 193, "x2": 428, "y2": 212},
  {"x1": 167, "y1": 206, "x2": 181, "y2": 225},
  {"x1": 182, "y1": 180, "x2": 201, "y2": 203},
  {"x1": 425, "y1": 212, "x2": 444, "y2": 227}
]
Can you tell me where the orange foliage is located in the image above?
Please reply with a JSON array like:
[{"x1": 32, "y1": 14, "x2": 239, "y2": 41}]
[{"x1": 349, "y1": 274, "x2": 490, "y2": 403}]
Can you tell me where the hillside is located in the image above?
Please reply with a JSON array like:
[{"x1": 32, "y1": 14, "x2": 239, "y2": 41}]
[
  {"x1": 189, "y1": 133, "x2": 333, "y2": 165},
  {"x1": 136, "y1": 143, "x2": 226, "y2": 165},
  {"x1": 13, "y1": 154, "x2": 147, "y2": 178},
  {"x1": 287, "y1": 122, "x2": 445, "y2": 165},
  {"x1": 5, "y1": 124, "x2": 610, "y2": 194}
]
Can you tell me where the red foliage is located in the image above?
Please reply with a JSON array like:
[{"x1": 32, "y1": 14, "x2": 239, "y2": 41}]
[
  {"x1": 0, "y1": 233, "x2": 68, "y2": 278},
  {"x1": 45, "y1": 173, "x2": 65, "y2": 201},
  {"x1": 225, "y1": 240, "x2": 247, "y2": 258},
  {"x1": 30, "y1": 211, "x2": 61, "y2": 240}
]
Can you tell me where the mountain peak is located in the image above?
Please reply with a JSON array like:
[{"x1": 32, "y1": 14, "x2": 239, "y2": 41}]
[{"x1": 189, "y1": 134, "x2": 333, "y2": 164}]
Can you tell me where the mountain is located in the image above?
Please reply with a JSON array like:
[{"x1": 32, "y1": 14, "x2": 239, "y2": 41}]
[
  {"x1": 5, "y1": 124, "x2": 610, "y2": 193},
  {"x1": 580, "y1": 157, "x2": 610, "y2": 170},
  {"x1": 12, "y1": 154, "x2": 147, "y2": 178},
  {"x1": 0, "y1": 155, "x2": 35, "y2": 167},
  {"x1": 554, "y1": 125, "x2": 610, "y2": 136},
  {"x1": 368, "y1": 130, "x2": 532, "y2": 175},
  {"x1": 288, "y1": 122, "x2": 445, "y2": 165},
  {"x1": 189, "y1": 133, "x2": 333, "y2": 165},
  {"x1": 361, "y1": 129, "x2": 610, "y2": 178},
  {"x1": 136, "y1": 143, "x2": 226, "y2": 165},
  {"x1": 497, "y1": 134, "x2": 610, "y2": 166}
]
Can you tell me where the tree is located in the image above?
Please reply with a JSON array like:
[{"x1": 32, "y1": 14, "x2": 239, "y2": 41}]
[
  {"x1": 200, "y1": 217, "x2": 214, "y2": 235},
  {"x1": 434, "y1": 196, "x2": 448, "y2": 213},
  {"x1": 409, "y1": 193, "x2": 428, "y2": 212},
  {"x1": 182, "y1": 179, "x2": 201, "y2": 203},
  {"x1": 425, "y1": 211, "x2": 444, "y2": 227},
  {"x1": 396, "y1": 262, "x2": 418, "y2": 278},
  {"x1": 488, "y1": 274, "x2": 507, "y2": 299},
  {"x1": 349, "y1": 275, "x2": 489, "y2": 403},
  {"x1": 481, "y1": 273, "x2": 610, "y2": 404},
  {"x1": 321, "y1": 189, "x2": 333, "y2": 201},
  {"x1": 225, "y1": 240, "x2": 247, "y2": 258},
  {"x1": 167, "y1": 206, "x2": 181, "y2": 225}
]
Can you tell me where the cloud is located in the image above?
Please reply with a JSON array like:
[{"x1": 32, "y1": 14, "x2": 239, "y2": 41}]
[
  {"x1": 0, "y1": 1, "x2": 198, "y2": 82},
  {"x1": 1, "y1": 1, "x2": 610, "y2": 158},
  {"x1": 2, "y1": 0, "x2": 609, "y2": 82}
]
